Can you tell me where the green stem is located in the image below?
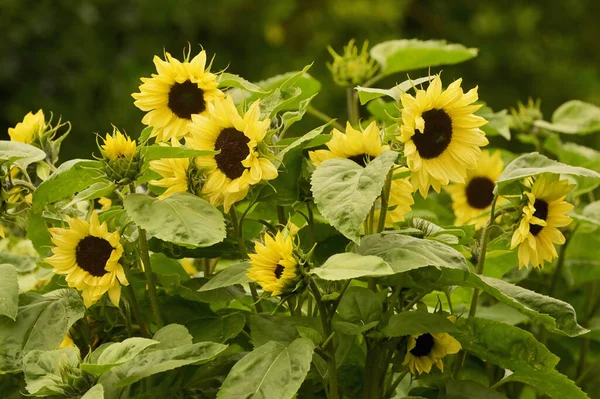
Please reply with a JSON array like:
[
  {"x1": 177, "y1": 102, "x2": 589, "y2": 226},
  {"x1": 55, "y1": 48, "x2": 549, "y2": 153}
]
[
  {"x1": 138, "y1": 227, "x2": 163, "y2": 328},
  {"x1": 123, "y1": 284, "x2": 150, "y2": 338},
  {"x1": 306, "y1": 202, "x2": 316, "y2": 246},
  {"x1": 385, "y1": 370, "x2": 409, "y2": 398},
  {"x1": 202, "y1": 258, "x2": 211, "y2": 277},
  {"x1": 362, "y1": 73, "x2": 386, "y2": 89},
  {"x1": 377, "y1": 169, "x2": 393, "y2": 233},
  {"x1": 403, "y1": 289, "x2": 432, "y2": 311},
  {"x1": 347, "y1": 88, "x2": 359, "y2": 125},
  {"x1": 307, "y1": 106, "x2": 344, "y2": 131},
  {"x1": 277, "y1": 205, "x2": 287, "y2": 229},
  {"x1": 309, "y1": 278, "x2": 338, "y2": 399},
  {"x1": 548, "y1": 224, "x2": 578, "y2": 296}
]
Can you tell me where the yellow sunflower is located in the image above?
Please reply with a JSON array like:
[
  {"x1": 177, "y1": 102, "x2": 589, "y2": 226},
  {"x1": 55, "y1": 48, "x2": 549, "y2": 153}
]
[
  {"x1": 132, "y1": 49, "x2": 224, "y2": 143},
  {"x1": 248, "y1": 230, "x2": 298, "y2": 296},
  {"x1": 8, "y1": 110, "x2": 45, "y2": 144},
  {"x1": 98, "y1": 197, "x2": 112, "y2": 211},
  {"x1": 510, "y1": 174, "x2": 574, "y2": 269},
  {"x1": 446, "y1": 150, "x2": 504, "y2": 229},
  {"x1": 403, "y1": 322, "x2": 462, "y2": 375},
  {"x1": 45, "y1": 212, "x2": 128, "y2": 308},
  {"x1": 187, "y1": 96, "x2": 278, "y2": 212},
  {"x1": 149, "y1": 157, "x2": 190, "y2": 199},
  {"x1": 100, "y1": 128, "x2": 137, "y2": 161},
  {"x1": 399, "y1": 75, "x2": 488, "y2": 197}
]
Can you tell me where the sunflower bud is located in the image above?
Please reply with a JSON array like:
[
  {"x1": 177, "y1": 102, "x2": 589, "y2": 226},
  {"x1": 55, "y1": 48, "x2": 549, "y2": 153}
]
[
  {"x1": 100, "y1": 127, "x2": 140, "y2": 183},
  {"x1": 509, "y1": 98, "x2": 543, "y2": 133},
  {"x1": 326, "y1": 39, "x2": 379, "y2": 87}
]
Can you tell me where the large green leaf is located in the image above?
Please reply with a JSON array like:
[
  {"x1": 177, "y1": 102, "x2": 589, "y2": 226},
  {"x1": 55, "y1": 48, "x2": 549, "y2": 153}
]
[
  {"x1": 535, "y1": 100, "x2": 600, "y2": 135},
  {"x1": 497, "y1": 369, "x2": 589, "y2": 399},
  {"x1": 217, "y1": 338, "x2": 315, "y2": 399},
  {"x1": 477, "y1": 106, "x2": 511, "y2": 140},
  {"x1": 335, "y1": 286, "x2": 383, "y2": 329},
  {"x1": 454, "y1": 317, "x2": 558, "y2": 372},
  {"x1": 370, "y1": 39, "x2": 478, "y2": 75},
  {"x1": 187, "y1": 312, "x2": 246, "y2": 344},
  {"x1": 198, "y1": 262, "x2": 251, "y2": 291},
  {"x1": 153, "y1": 324, "x2": 193, "y2": 349},
  {"x1": 81, "y1": 385, "x2": 104, "y2": 399},
  {"x1": 312, "y1": 252, "x2": 394, "y2": 280},
  {"x1": 63, "y1": 181, "x2": 115, "y2": 209},
  {"x1": 32, "y1": 159, "x2": 105, "y2": 212},
  {"x1": 445, "y1": 380, "x2": 508, "y2": 399},
  {"x1": 141, "y1": 145, "x2": 215, "y2": 161},
  {"x1": 496, "y1": 152, "x2": 600, "y2": 194},
  {"x1": 381, "y1": 312, "x2": 455, "y2": 337},
  {"x1": 26, "y1": 211, "x2": 53, "y2": 256},
  {"x1": 23, "y1": 348, "x2": 81, "y2": 396},
  {"x1": 81, "y1": 338, "x2": 159, "y2": 376},
  {"x1": 0, "y1": 264, "x2": 18, "y2": 321},
  {"x1": 0, "y1": 289, "x2": 85, "y2": 372},
  {"x1": 355, "y1": 76, "x2": 432, "y2": 104},
  {"x1": 248, "y1": 314, "x2": 321, "y2": 347},
  {"x1": 218, "y1": 73, "x2": 268, "y2": 93},
  {"x1": 311, "y1": 151, "x2": 398, "y2": 242},
  {"x1": 0, "y1": 141, "x2": 46, "y2": 169},
  {"x1": 124, "y1": 193, "x2": 226, "y2": 247}
]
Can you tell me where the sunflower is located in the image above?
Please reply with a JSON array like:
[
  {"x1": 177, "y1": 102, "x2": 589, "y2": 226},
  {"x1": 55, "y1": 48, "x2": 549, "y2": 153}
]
[
  {"x1": 446, "y1": 150, "x2": 504, "y2": 229},
  {"x1": 187, "y1": 96, "x2": 278, "y2": 212},
  {"x1": 100, "y1": 128, "x2": 137, "y2": 161},
  {"x1": 403, "y1": 323, "x2": 462, "y2": 375},
  {"x1": 132, "y1": 49, "x2": 224, "y2": 143},
  {"x1": 399, "y1": 76, "x2": 488, "y2": 197},
  {"x1": 45, "y1": 212, "x2": 128, "y2": 308},
  {"x1": 8, "y1": 110, "x2": 45, "y2": 144},
  {"x1": 149, "y1": 157, "x2": 191, "y2": 199},
  {"x1": 248, "y1": 230, "x2": 298, "y2": 296},
  {"x1": 98, "y1": 197, "x2": 112, "y2": 211},
  {"x1": 510, "y1": 174, "x2": 574, "y2": 269}
]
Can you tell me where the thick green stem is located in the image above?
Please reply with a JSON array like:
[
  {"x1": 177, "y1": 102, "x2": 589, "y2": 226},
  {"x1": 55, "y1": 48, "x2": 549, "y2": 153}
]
[
  {"x1": 385, "y1": 370, "x2": 408, "y2": 398},
  {"x1": 363, "y1": 344, "x2": 388, "y2": 399},
  {"x1": 549, "y1": 224, "x2": 578, "y2": 296},
  {"x1": 202, "y1": 258, "x2": 211, "y2": 277},
  {"x1": 138, "y1": 227, "x2": 163, "y2": 328},
  {"x1": 124, "y1": 284, "x2": 150, "y2": 338},
  {"x1": 277, "y1": 205, "x2": 287, "y2": 229},
  {"x1": 307, "y1": 106, "x2": 344, "y2": 131},
  {"x1": 347, "y1": 88, "x2": 359, "y2": 125},
  {"x1": 377, "y1": 169, "x2": 393, "y2": 233},
  {"x1": 310, "y1": 279, "x2": 338, "y2": 399}
]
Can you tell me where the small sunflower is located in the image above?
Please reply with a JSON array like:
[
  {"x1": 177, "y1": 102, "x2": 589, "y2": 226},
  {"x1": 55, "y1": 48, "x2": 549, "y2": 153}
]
[
  {"x1": 510, "y1": 174, "x2": 574, "y2": 269},
  {"x1": 309, "y1": 121, "x2": 385, "y2": 166},
  {"x1": 8, "y1": 110, "x2": 45, "y2": 144},
  {"x1": 446, "y1": 150, "x2": 504, "y2": 228},
  {"x1": 399, "y1": 76, "x2": 488, "y2": 197},
  {"x1": 98, "y1": 197, "x2": 112, "y2": 211},
  {"x1": 248, "y1": 230, "x2": 298, "y2": 296},
  {"x1": 100, "y1": 128, "x2": 137, "y2": 161},
  {"x1": 187, "y1": 96, "x2": 278, "y2": 212},
  {"x1": 149, "y1": 157, "x2": 191, "y2": 199},
  {"x1": 45, "y1": 212, "x2": 128, "y2": 308},
  {"x1": 132, "y1": 49, "x2": 224, "y2": 143},
  {"x1": 403, "y1": 325, "x2": 462, "y2": 375}
]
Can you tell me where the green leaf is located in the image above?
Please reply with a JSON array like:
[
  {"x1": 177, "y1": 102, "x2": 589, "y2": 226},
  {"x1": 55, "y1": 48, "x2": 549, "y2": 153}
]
[
  {"x1": 124, "y1": 193, "x2": 226, "y2": 247},
  {"x1": 366, "y1": 99, "x2": 400, "y2": 124},
  {"x1": 26, "y1": 211, "x2": 52, "y2": 256},
  {"x1": 0, "y1": 289, "x2": 85, "y2": 372},
  {"x1": 370, "y1": 39, "x2": 478, "y2": 75},
  {"x1": 355, "y1": 76, "x2": 432, "y2": 104},
  {"x1": 0, "y1": 141, "x2": 46, "y2": 169},
  {"x1": 535, "y1": 100, "x2": 600, "y2": 135},
  {"x1": 445, "y1": 380, "x2": 508, "y2": 399},
  {"x1": 153, "y1": 324, "x2": 193, "y2": 349},
  {"x1": 497, "y1": 369, "x2": 589, "y2": 399},
  {"x1": 477, "y1": 106, "x2": 511, "y2": 140},
  {"x1": 217, "y1": 338, "x2": 315, "y2": 399},
  {"x1": 313, "y1": 253, "x2": 394, "y2": 280},
  {"x1": 352, "y1": 232, "x2": 469, "y2": 274},
  {"x1": 81, "y1": 338, "x2": 159, "y2": 376},
  {"x1": 198, "y1": 262, "x2": 251, "y2": 291},
  {"x1": 23, "y1": 348, "x2": 80, "y2": 396},
  {"x1": 336, "y1": 286, "x2": 382, "y2": 327},
  {"x1": 0, "y1": 264, "x2": 18, "y2": 321},
  {"x1": 381, "y1": 312, "x2": 455, "y2": 337},
  {"x1": 63, "y1": 181, "x2": 115, "y2": 209},
  {"x1": 32, "y1": 159, "x2": 105, "y2": 212},
  {"x1": 311, "y1": 151, "x2": 398, "y2": 242},
  {"x1": 496, "y1": 152, "x2": 600, "y2": 194},
  {"x1": 0, "y1": 253, "x2": 37, "y2": 273},
  {"x1": 81, "y1": 384, "x2": 104, "y2": 399},
  {"x1": 218, "y1": 73, "x2": 268, "y2": 93},
  {"x1": 109, "y1": 342, "x2": 228, "y2": 387},
  {"x1": 187, "y1": 312, "x2": 246, "y2": 344},
  {"x1": 141, "y1": 145, "x2": 215, "y2": 161},
  {"x1": 248, "y1": 314, "x2": 321, "y2": 347},
  {"x1": 454, "y1": 317, "x2": 558, "y2": 372}
]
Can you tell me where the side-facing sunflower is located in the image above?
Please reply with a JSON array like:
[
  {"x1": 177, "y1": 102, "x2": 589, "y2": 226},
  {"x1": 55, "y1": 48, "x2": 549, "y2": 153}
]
[
  {"x1": 403, "y1": 317, "x2": 462, "y2": 375},
  {"x1": 8, "y1": 110, "x2": 45, "y2": 144},
  {"x1": 132, "y1": 49, "x2": 224, "y2": 143},
  {"x1": 149, "y1": 157, "x2": 191, "y2": 199},
  {"x1": 45, "y1": 212, "x2": 128, "y2": 308},
  {"x1": 446, "y1": 150, "x2": 504, "y2": 228},
  {"x1": 100, "y1": 128, "x2": 137, "y2": 161},
  {"x1": 399, "y1": 76, "x2": 488, "y2": 197},
  {"x1": 248, "y1": 230, "x2": 298, "y2": 296},
  {"x1": 187, "y1": 96, "x2": 278, "y2": 212},
  {"x1": 510, "y1": 174, "x2": 574, "y2": 269}
]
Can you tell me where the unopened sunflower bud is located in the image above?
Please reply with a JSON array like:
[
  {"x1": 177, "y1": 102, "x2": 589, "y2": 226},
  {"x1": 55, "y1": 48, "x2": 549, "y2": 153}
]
[
  {"x1": 509, "y1": 98, "x2": 543, "y2": 133},
  {"x1": 327, "y1": 39, "x2": 379, "y2": 87},
  {"x1": 100, "y1": 127, "x2": 140, "y2": 183}
]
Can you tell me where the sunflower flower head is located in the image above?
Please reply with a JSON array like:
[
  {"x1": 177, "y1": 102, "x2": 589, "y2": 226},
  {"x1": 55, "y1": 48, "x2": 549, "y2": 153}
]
[
  {"x1": 45, "y1": 212, "x2": 128, "y2": 308},
  {"x1": 399, "y1": 75, "x2": 489, "y2": 198},
  {"x1": 8, "y1": 110, "x2": 46, "y2": 144},
  {"x1": 326, "y1": 39, "x2": 378, "y2": 87},
  {"x1": 187, "y1": 96, "x2": 278, "y2": 212},
  {"x1": 446, "y1": 150, "x2": 504, "y2": 229},
  {"x1": 149, "y1": 157, "x2": 193, "y2": 199},
  {"x1": 403, "y1": 315, "x2": 462, "y2": 375},
  {"x1": 100, "y1": 127, "x2": 140, "y2": 183},
  {"x1": 248, "y1": 230, "x2": 300, "y2": 297},
  {"x1": 510, "y1": 174, "x2": 575, "y2": 269},
  {"x1": 132, "y1": 47, "x2": 224, "y2": 143}
]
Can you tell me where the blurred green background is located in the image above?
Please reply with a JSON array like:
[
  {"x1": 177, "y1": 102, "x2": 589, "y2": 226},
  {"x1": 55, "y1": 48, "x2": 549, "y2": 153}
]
[{"x1": 1, "y1": 0, "x2": 599, "y2": 159}]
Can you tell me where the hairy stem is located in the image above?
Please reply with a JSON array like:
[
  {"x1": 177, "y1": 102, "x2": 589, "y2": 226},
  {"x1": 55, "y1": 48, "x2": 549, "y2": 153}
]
[{"x1": 377, "y1": 169, "x2": 393, "y2": 233}]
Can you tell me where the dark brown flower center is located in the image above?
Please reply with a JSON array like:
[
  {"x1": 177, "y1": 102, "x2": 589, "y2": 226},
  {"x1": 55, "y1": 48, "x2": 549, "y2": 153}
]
[
  {"x1": 274, "y1": 264, "x2": 285, "y2": 279},
  {"x1": 465, "y1": 177, "x2": 495, "y2": 209},
  {"x1": 214, "y1": 127, "x2": 250, "y2": 180},
  {"x1": 347, "y1": 153, "x2": 371, "y2": 167},
  {"x1": 168, "y1": 80, "x2": 206, "y2": 119},
  {"x1": 529, "y1": 199, "x2": 549, "y2": 236},
  {"x1": 75, "y1": 236, "x2": 114, "y2": 277},
  {"x1": 410, "y1": 333, "x2": 435, "y2": 357},
  {"x1": 413, "y1": 108, "x2": 453, "y2": 159}
]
